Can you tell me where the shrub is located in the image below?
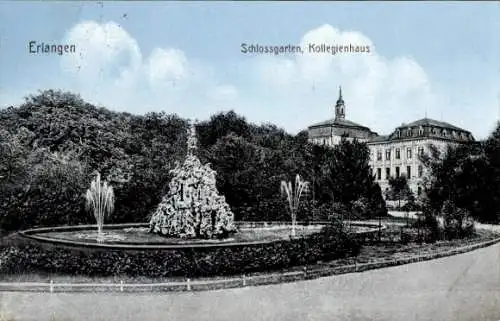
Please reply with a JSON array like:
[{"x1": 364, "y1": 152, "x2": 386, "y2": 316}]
[
  {"x1": 401, "y1": 202, "x2": 421, "y2": 212},
  {"x1": 442, "y1": 201, "x2": 476, "y2": 240},
  {"x1": 0, "y1": 148, "x2": 90, "y2": 231},
  {"x1": 0, "y1": 230, "x2": 361, "y2": 277},
  {"x1": 318, "y1": 217, "x2": 361, "y2": 258},
  {"x1": 412, "y1": 214, "x2": 441, "y2": 243}
]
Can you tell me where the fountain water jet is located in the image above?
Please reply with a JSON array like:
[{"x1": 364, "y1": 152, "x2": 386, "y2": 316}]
[
  {"x1": 280, "y1": 174, "x2": 309, "y2": 237},
  {"x1": 84, "y1": 172, "x2": 115, "y2": 241}
]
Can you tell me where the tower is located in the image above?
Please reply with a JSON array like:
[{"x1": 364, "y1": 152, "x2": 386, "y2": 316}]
[{"x1": 335, "y1": 86, "x2": 345, "y2": 120}]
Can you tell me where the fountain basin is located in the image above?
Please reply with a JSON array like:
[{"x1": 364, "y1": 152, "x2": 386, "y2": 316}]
[
  {"x1": 20, "y1": 223, "x2": 324, "y2": 247},
  {"x1": 4, "y1": 222, "x2": 380, "y2": 278},
  {"x1": 17, "y1": 222, "x2": 376, "y2": 249}
]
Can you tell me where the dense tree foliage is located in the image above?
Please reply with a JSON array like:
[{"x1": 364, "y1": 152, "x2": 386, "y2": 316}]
[
  {"x1": 387, "y1": 175, "x2": 414, "y2": 209},
  {"x1": 420, "y1": 123, "x2": 500, "y2": 227},
  {"x1": 0, "y1": 90, "x2": 386, "y2": 232},
  {"x1": 321, "y1": 138, "x2": 388, "y2": 219}
]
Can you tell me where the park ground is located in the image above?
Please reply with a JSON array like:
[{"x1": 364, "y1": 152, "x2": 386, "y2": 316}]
[{"x1": 1, "y1": 224, "x2": 499, "y2": 321}]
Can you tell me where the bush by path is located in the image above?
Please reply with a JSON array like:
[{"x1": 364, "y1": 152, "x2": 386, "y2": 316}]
[{"x1": 0, "y1": 228, "x2": 361, "y2": 278}]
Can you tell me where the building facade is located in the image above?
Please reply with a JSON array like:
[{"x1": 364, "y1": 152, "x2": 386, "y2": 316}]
[
  {"x1": 307, "y1": 88, "x2": 476, "y2": 197},
  {"x1": 367, "y1": 119, "x2": 475, "y2": 197},
  {"x1": 308, "y1": 87, "x2": 378, "y2": 146}
]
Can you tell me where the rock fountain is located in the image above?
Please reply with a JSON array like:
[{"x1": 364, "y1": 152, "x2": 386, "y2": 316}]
[{"x1": 149, "y1": 120, "x2": 237, "y2": 238}]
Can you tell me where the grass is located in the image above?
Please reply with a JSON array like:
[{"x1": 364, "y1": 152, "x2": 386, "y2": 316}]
[{"x1": 350, "y1": 228, "x2": 499, "y2": 264}]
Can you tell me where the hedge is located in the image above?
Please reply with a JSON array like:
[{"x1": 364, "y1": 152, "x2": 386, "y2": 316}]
[{"x1": 0, "y1": 230, "x2": 361, "y2": 278}]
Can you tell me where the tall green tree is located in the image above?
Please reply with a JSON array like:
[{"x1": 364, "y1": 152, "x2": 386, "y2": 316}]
[
  {"x1": 483, "y1": 121, "x2": 500, "y2": 222},
  {"x1": 196, "y1": 111, "x2": 251, "y2": 147},
  {"x1": 322, "y1": 138, "x2": 385, "y2": 219},
  {"x1": 420, "y1": 139, "x2": 498, "y2": 224},
  {"x1": 388, "y1": 174, "x2": 412, "y2": 208}
]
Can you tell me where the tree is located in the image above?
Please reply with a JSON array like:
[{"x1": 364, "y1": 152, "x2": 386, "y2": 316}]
[
  {"x1": 0, "y1": 129, "x2": 32, "y2": 190},
  {"x1": 483, "y1": 121, "x2": 500, "y2": 222},
  {"x1": 420, "y1": 139, "x2": 499, "y2": 224},
  {"x1": 0, "y1": 144, "x2": 89, "y2": 231},
  {"x1": 203, "y1": 133, "x2": 263, "y2": 219},
  {"x1": 0, "y1": 89, "x2": 388, "y2": 232},
  {"x1": 322, "y1": 138, "x2": 381, "y2": 215},
  {"x1": 196, "y1": 111, "x2": 251, "y2": 147},
  {"x1": 388, "y1": 174, "x2": 412, "y2": 209},
  {"x1": 418, "y1": 140, "x2": 497, "y2": 238}
]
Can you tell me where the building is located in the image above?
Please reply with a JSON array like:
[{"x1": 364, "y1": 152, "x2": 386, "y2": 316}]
[
  {"x1": 368, "y1": 118, "x2": 475, "y2": 197},
  {"x1": 307, "y1": 87, "x2": 378, "y2": 146},
  {"x1": 307, "y1": 88, "x2": 476, "y2": 197}
]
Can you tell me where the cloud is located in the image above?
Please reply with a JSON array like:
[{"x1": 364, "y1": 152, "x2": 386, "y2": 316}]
[
  {"x1": 147, "y1": 48, "x2": 188, "y2": 87},
  {"x1": 59, "y1": 21, "x2": 239, "y2": 118},
  {"x1": 55, "y1": 21, "x2": 440, "y2": 136},
  {"x1": 61, "y1": 21, "x2": 142, "y2": 86},
  {"x1": 206, "y1": 85, "x2": 239, "y2": 102},
  {"x1": 243, "y1": 24, "x2": 435, "y2": 134}
]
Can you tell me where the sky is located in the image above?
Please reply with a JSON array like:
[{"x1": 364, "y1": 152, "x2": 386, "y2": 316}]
[{"x1": 0, "y1": 1, "x2": 499, "y2": 139}]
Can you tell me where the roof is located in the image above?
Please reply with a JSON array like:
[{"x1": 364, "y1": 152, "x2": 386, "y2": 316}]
[
  {"x1": 307, "y1": 118, "x2": 376, "y2": 139},
  {"x1": 308, "y1": 118, "x2": 370, "y2": 130},
  {"x1": 366, "y1": 117, "x2": 475, "y2": 144},
  {"x1": 397, "y1": 118, "x2": 468, "y2": 133},
  {"x1": 368, "y1": 135, "x2": 389, "y2": 143}
]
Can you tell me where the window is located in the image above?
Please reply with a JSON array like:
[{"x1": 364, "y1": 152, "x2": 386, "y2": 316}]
[
  {"x1": 418, "y1": 126, "x2": 424, "y2": 135},
  {"x1": 377, "y1": 150, "x2": 382, "y2": 161},
  {"x1": 369, "y1": 168, "x2": 373, "y2": 176},
  {"x1": 407, "y1": 148, "x2": 412, "y2": 159},
  {"x1": 377, "y1": 168, "x2": 382, "y2": 180},
  {"x1": 418, "y1": 147, "x2": 424, "y2": 156},
  {"x1": 396, "y1": 130, "x2": 401, "y2": 138},
  {"x1": 395, "y1": 148, "x2": 400, "y2": 159},
  {"x1": 418, "y1": 165, "x2": 423, "y2": 177},
  {"x1": 385, "y1": 149, "x2": 391, "y2": 161},
  {"x1": 442, "y1": 129, "x2": 447, "y2": 137},
  {"x1": 395, "y1": 166, "x2": 400, "y2": 178},
  {"x1": 385, "y1": 168, "x2": 390, "y2": 179},
  {"x1": 407, "y1": 166, "x2": 411, "y2": 178},
  {"x1": 407, "y1": 128, "x2": 412, "y2": 137}
]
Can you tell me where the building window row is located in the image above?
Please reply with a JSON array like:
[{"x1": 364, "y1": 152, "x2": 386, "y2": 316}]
[
  {"x1": 428, "y1": 127, "x2": 471, "y2": 140},
  {"x1": 373, "y1": 165, "x2": 424, "y2": 181},
  {"x1": 395, "y1": 126, "x2": 425, "y2": 138},
  {"x1": 374, "y1": 146, "x2": 424, "y2": 161},
  {"x1": 394, "y1": 126, "x2": 472, "y2": 141}
]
